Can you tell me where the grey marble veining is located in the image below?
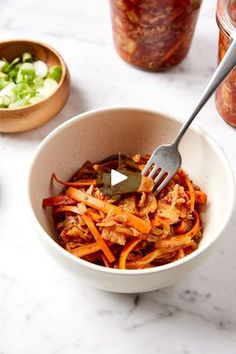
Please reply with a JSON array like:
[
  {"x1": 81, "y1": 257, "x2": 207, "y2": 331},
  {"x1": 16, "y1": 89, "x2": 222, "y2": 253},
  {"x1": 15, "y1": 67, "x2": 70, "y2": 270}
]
[{"x1": 0, "y1": 0, "x2": 236, "y2": 353}]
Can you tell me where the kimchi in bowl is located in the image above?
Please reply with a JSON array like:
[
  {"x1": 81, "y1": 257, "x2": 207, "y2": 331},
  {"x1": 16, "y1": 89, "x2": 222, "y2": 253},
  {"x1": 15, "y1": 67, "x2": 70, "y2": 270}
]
[{"x1": 28, "y1": 107, "x2": 235, "y2": 293}]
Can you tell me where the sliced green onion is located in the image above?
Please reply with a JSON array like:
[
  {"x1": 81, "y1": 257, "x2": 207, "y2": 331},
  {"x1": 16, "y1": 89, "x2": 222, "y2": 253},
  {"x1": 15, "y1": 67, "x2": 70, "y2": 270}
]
[
  {"x1": 2, "y1": 96, "x2": 11, "y2": 106},
  {"x1": 14, "y1": 83, "x2": 34, "y2": 99},
  {"x1": 8, "y1": 64, "x2": 20, "y2": 81},
  {"x1": 0, "y1": 82, "x2": 16, "y2": 98},
  {"x1": 0, "y1": 95, "x2": 12, "y2": 107},
  {"x1": 0, "y1": 52, "x2": 62, "y2": 109},
  {"x1": 9, "y1": 97, "x2": 30, "y2": 108},
  {"x1": 0, "y1": 76, "x2": 9, "y2": 90},
  {"x1": 19, "y1": 63, "x2": 35, "y2": 83},
  {"x1": 4, "y1": 58, "x2": 20, "y2": 73},
  {"x1": 47, "y1": 65, "x2": 62, "y2": 83},
  {"x1": 33, "y1": 77, "x2": 44, "y2": 88},
  {"x1": 0, "y1": 60, "x2": 8, "y2": 72},
  {"x1": 0, "y1": 81, "x2": 9, "y2": 90},
  {"x1": 33, "y1": 60, "x2": 48, "y2": 78},
  {"x1": 0, "y1": 72, "x2": 7, "y2": 79},
  {"x1": 29, "y1": 96, "x2": 43, "y2": 105},
  {"x1": 16, "y1": 70, "x2": 23, "y2": 84},
  {"x1": 22, "y1": 52, "x2": 33, "y2": 63},
  {"x1": 20, "y1": 62, "x2": 35, "y2": 74},
  {"x1": 37, "y1": 78, "x2": 58, "y2": 98}
]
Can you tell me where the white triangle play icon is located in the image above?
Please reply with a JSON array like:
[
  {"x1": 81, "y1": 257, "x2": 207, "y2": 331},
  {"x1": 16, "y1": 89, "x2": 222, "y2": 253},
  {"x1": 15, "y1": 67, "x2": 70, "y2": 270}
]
[{"x1": 111, "y1": 169, "x2": 128, "y2": 186}]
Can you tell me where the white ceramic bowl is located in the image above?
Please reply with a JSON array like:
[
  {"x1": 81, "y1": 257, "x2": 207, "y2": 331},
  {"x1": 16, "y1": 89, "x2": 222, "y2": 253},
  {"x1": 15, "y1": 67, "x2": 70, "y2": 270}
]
[{"x1": 28, "y1": 107, "x2": 235, "y2": 293}]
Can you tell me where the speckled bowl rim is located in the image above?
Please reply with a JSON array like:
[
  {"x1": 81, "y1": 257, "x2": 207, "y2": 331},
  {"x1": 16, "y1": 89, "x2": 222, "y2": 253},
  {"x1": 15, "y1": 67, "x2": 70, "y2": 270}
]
[
  {"x1": 0, "y1": 39, "x2": 68, "y2": 112},
  {"x1": 28, "y1": 106, "x2": 236, "y2": 276}
]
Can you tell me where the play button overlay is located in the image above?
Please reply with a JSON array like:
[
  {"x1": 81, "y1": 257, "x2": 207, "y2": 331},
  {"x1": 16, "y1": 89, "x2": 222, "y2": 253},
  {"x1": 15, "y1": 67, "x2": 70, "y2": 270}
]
[
  {"x1": 97, "y1": 168, "x2": 142, "y2": 196},
  {"x1": 95, "y1": 154, "x2": 142, "y2": 196},
  {"x1": 111, "y1": 169, "x2": 128, "y2": 186}
]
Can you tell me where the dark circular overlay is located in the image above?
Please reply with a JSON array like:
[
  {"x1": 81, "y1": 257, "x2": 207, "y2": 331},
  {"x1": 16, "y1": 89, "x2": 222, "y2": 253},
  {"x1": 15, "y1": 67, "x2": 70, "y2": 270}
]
[{"x1": 96, "y1": 154, "x2": 142, "y2": 197}]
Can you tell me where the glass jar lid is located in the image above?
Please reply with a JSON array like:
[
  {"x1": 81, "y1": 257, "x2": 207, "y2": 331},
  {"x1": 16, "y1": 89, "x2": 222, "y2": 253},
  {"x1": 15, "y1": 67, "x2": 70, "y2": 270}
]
[
  {"x1": 216, "y1": 0, "x2": 236, "y2": 37},
  {"x1": 228, "y1": 0, "x2": 236, "y2": 24}
]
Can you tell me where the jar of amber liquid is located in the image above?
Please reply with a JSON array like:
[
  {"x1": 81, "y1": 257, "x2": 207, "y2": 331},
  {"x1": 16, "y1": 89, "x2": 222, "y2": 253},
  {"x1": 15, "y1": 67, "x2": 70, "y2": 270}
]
[
  {"x1": 109, "y1": 0, "x2": 203, "y2": 71},
  {"x1": 216, "y1": 0, "x2": 236, "y2": 127}
]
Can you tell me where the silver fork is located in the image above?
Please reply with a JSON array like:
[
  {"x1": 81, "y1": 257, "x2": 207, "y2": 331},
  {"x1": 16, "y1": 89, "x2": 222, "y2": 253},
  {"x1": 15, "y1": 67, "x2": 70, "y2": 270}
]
[{"x1": 142, "y1": 36, "x2": 236, "y2": 195}]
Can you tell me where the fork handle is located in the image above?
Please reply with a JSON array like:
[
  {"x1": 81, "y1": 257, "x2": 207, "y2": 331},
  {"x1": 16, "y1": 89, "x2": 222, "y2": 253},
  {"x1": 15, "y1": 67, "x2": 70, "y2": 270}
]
[{"x1": 173, "y1": 36, "x2": 236, "y2": 147}]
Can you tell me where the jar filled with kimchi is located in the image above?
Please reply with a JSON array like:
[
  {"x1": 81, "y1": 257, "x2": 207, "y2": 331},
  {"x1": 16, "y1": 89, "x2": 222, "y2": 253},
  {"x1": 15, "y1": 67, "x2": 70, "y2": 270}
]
[
  {"x1": 109, "y1": 0, "x2": 203, "y2": 71},
  {"x1": 216, "y1": 0, "x2": 236, "y2": 127}
]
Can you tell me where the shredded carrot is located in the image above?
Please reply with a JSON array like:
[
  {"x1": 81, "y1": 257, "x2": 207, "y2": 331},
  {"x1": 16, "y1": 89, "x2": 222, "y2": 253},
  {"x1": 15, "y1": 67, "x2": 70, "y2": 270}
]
[
  {"x1": 52, "y1": 173, "x2": 96, "y2": 187},
  {"x1": 155, "y1": 235, "x2": 194, "y2": 249},
  {"x1": 185, "y1": 176, "x2": 195, "y2": 212},
  {"x1": 175, "y1": 211, "x2": 200, "y2": 238},
  {"x1": 66, "y1": 187, "x2": 151, "y2": 234},
  {"x1": 102, "y1": 255, "x2": 110, "y2": 268},
  {"x1": 83, "y1": 213, "x2": 115, "y2": 263},
  {"x1": 43, "y1": 154, "x2": 207, "y2": 270},
  {"x1": 126, "y1": 212, "x2": 200, "y2": 269},
  {"x1": 159, "y1": 35, "x2": 184, "y2": 64},
  {"x1": 126, "y1": 247, "x2": 182, "y2": 269},
  {"x1": 174, "y1": 220, "x2": 189, "y2": 234},
  {"x1": 42, "y1": 195, "x2": 76, "y2": 208},
  {"x1": 186, "y1": 190, "x2": 207, "y2": 204},
  {"x1": 119, "y1": 238, "x2": 141, "y2": 270},
  {"x1": 178, "y1": 169, "x2": 195, "y2": 212},
  {"x1": 69, "y1": 242, "x2": 101, "y2": 258},
  {"x1": 54, "y1": 205, "x2": 83, "y2": 215},
  {"x1": 87, "y1": 209, "x2": 102, "y2": 222}
]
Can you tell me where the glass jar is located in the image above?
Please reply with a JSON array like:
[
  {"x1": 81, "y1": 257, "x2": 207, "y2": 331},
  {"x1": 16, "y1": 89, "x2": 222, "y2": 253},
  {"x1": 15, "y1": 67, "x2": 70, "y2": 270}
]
[
  {"x1": 109, "y1": 0, "x2": 203, "y2": 71},
  {"x1": 216, "y1": 0, "x2": 236, "y2": 127}
]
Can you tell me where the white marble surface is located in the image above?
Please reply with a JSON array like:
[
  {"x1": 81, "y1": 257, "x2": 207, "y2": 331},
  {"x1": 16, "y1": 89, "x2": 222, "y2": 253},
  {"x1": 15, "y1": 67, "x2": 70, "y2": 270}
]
[{"x1": 0, "y1": 1, "x2": 236, "y2": 353}]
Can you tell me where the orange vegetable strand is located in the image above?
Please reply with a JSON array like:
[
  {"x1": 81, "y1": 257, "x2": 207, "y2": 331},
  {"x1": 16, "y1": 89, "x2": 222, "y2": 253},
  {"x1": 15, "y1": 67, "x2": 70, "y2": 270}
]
[
  {"x1": 102, "y1": 255, "x2": 111, "y2": 268},
  {"x1": 66, "y1": 187, "x2": 151, "y2": 234},
  {"x1": 119, "y1": 238, "x2": 141, "y2": 270},
  {"x1": 70, "y1": 242, "x2": 101, "y2": 258},
  {"x1": 54, "y1": 205, "x2": 83, "y2": 214},
  {"x1": 175, "y1": 211, "x2": 200, "y2": 238},
  {"x1": 53, "y1": 173, "x2": 96, "y2": 187},
  {"x1": 83, "y1": 213, "x2": 115, "y2": 264},
  {"x1": 185, "y1": 175, "x2": 195, "y2": 212}
]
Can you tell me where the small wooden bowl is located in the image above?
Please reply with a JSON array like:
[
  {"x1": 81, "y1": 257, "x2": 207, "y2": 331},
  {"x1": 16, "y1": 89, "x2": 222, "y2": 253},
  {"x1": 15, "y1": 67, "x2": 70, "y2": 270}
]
[{"x1": 0, "y1": 39, "x2": 70, "y2": 133}]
